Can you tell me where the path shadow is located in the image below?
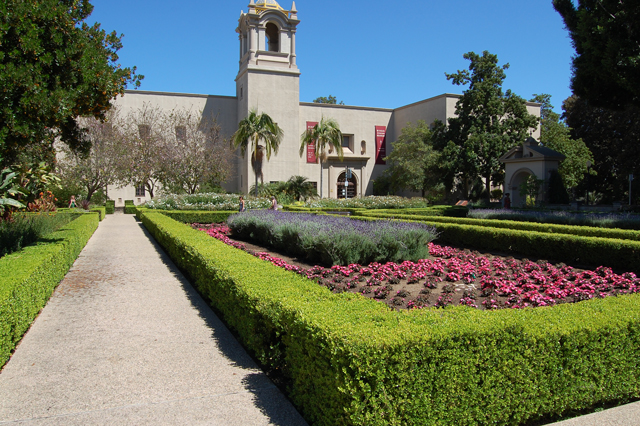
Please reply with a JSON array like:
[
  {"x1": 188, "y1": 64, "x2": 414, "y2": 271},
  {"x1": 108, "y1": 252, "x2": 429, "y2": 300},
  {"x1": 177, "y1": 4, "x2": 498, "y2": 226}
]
[{"x1": 133, "y1": 220, "x2": 308, "y2": 426}]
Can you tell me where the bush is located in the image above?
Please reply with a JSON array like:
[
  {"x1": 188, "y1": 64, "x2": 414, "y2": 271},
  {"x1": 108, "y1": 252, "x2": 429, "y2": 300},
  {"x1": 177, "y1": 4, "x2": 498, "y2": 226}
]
[
  {"x1": 145, "y1": 193, "x2": 271, "y2": 211},
  {"x1": 124, "y1": 204, "x2": 137, "y2": 214},
  {"x1": 90, "y1": 206, "x2": 106, "y2": 221},
  {"x1": 353, "y1": 214, "x2": 640, "y2": 272},
  {"x1": 355, "y1": 211, "x2": 640, "y2": 242},
  {"x1": 137, "y1": 209, "x2": 235, "y2": 224},
  {"x1": 141, "y1": 212, "x2": 640, "y2": 426},
  {"x1": 0, "y1": 212, "x2": 81, "y2": 257},
  {"x1": 105, "y1": 200, "x2": 115, "y2": 214},
  {"x1": 227, "y1": 211, "x2": 437, "y2": 266},
  {"x1": 0, "y1": 213, "x2": 99, "y2": 366},
  {"x1": 468, "y1": 209, "x2": 640, "y2": 229}
]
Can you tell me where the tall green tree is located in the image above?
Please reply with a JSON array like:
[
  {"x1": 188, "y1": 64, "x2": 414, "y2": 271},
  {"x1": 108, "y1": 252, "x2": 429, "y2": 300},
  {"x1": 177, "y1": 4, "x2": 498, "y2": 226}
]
[
  {"x1": 0, "y1": 0, "x2": 142, "y2": 168},
  {"x1": 530, "y1": 94, "x2": 593, "y2": 194},
  {"x1": 553, "y1": 0, "x2": 640, "y2": 110},
  {"x1": 384, "y1": 120, "x2": 443, "y2": 197},
  {"x1": 312, "y1": 95, "x2": 344, "y2": 105},
  {"x1": 562, "y1": 95, "x2": 640, "y2": 203},
  {"x1": 300, "y1": 117, "x2": 343, "y2": 198},
  {"x1": 232, "y1": 110, "x2": 284, "y2": 197},
  {"x1": 436, "y1": 51, "x2": 538, "y2": 199}
]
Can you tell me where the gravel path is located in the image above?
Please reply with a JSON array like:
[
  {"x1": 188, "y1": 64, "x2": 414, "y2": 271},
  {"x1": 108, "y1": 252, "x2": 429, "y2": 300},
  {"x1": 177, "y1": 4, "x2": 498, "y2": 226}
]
[{"x1": 0, "y1": 214, "x2": 307, "y2": 426}]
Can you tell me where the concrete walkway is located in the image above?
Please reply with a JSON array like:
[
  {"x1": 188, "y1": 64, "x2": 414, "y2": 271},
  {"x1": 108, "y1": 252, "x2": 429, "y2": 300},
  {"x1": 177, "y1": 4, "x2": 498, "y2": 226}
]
[
  {"x1": 1, "y1": 213, "x2": 638, "y2": 425},
  {"x1": 0, "y1": 214, "x2": 307, "y2": 425}
]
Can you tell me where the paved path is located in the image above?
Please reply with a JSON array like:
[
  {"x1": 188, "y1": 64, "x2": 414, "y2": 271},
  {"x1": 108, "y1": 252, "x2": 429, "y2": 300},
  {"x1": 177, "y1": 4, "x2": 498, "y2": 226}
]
[
  {"x1": 2, "y1": 213, "x2": 638, "y2": 425},
  {"x1": 0, "y1": 214, "x2": 307, "y2": 425}
]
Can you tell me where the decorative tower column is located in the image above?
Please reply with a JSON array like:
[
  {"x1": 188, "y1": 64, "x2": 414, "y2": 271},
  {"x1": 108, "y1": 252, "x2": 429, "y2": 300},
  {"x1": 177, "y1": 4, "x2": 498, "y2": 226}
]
[{"x1": 234, "y1": 1, "x2": 301, "y2": 194}]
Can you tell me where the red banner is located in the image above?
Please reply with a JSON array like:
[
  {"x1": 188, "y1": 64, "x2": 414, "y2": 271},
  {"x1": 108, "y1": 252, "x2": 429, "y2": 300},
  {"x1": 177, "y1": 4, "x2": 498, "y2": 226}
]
[
  {"x1": 306, "y1": 121, "x2": 318, "y2": 163},
  {"x1": 375, "y1": 125, "x2": 386, "y2": 165}
]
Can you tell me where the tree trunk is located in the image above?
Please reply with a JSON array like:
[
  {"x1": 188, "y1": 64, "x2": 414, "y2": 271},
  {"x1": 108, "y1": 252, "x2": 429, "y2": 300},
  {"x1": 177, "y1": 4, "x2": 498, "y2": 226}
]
[
  {"x1": 485, "y1": 174, "x2": 492, "y2": 204},
  {"x1": 319, "y1": 159, "x2": 323, "y2": 199}
]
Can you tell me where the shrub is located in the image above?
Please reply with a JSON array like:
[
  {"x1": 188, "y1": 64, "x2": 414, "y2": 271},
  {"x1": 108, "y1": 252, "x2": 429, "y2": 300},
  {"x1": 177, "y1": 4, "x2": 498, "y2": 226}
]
[
  {"x1": 145, "y1": 193, "x2": 271, "y2": 211},
  {"x1": 301, "y1": 195, "x2": 429, "y2": 210},
  {"x1": 355, "y1": 211, "x2": 640, "y2": 242},
  {"x1": 105, "y1": 200, "x2": 115, "y2": 214},
  {"x1": 0, "y1": 213, "x2": 99, "y2": 366},
  {"x1": 468, "y1": 209, "x2": 640, "y2": 229},
  {"x1": 227, "y1": 211, "x2": 437, "y2": 266},
  {"x1": 0, "y1": 212, "x2": 80, "y2": 257},
  {"x1": 141, "y1": 212, "x2": 640, "y2": 426},
  {"x1": 90, "y1": 206, "x2": 106, "y2": 221}
]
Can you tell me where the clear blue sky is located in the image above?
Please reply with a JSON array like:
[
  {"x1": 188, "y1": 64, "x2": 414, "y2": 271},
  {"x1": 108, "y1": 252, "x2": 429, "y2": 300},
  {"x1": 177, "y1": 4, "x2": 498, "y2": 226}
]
[{"x1": 90, "y1": 0, "x2": 575, "y2": 113}]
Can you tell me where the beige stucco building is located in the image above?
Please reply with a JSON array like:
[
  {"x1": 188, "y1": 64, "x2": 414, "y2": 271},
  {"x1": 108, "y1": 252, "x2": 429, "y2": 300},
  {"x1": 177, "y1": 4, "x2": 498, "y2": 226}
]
[{"x1": 108, "y1": 0, "x2": 541, "y2": 206}]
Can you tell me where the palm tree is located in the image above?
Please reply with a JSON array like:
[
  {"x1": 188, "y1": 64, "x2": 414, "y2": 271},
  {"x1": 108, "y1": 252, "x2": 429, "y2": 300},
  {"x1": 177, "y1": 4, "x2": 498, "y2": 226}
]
[
  {"x1": 232, "y1": 109, "x2": 284, "y2": 196},
  {"x1": 285, "y1": 175, "x2": 318, "y2": 201},
  {"x1": 299, "y1": 117, "x2": 343, "y2": 198}
]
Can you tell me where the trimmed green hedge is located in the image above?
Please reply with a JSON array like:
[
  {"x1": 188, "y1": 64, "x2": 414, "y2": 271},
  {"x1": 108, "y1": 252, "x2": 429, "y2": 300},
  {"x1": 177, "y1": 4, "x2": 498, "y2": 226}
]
[
  {"x1": 0, "y1": 213, "x2": 99, "y2": 367},
  {"x1": 355, "y1": 211, "x2": 640, "y2": 241},
  {"x1": 137, "y1": 208, "x2": 235, "y2": 224},
  {"x1": 350, "y1": 215, "x2": 640, "y2": 272},
  {"x1": 105, "y1": 200, "x2": 115, "y2": 215},
  {"x1": 284, "y1": 205, "x2": 469, "y2": 217},
  {"x1": 90, "y1": 206, "x2": 106, "y2": 221},
  {"x1": 124, "y1": 204, "x2": 137, "y2": 214},
  {"x1": 141, "y1": 212, "x2": 640, "y2": 425}
]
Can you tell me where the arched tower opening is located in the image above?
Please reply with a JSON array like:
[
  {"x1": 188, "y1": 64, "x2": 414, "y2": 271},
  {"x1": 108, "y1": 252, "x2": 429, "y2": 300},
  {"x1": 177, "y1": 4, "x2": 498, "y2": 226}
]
[{"x1": 265, "y1": 22, "x2": 279, "y2": 52}]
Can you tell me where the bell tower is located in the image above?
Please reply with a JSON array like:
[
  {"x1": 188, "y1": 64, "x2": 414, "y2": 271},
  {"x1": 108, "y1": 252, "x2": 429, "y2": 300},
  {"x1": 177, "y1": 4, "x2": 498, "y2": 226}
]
[{"x1": 235, "y1": 0, "x2": 301, "y2": 193}]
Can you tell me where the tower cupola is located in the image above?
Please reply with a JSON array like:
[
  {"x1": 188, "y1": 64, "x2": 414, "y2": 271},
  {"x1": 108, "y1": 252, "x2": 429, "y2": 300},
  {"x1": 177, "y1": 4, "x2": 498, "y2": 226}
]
[{"x1": 236, "y1": 1, "x2": 300, "y2": 74}]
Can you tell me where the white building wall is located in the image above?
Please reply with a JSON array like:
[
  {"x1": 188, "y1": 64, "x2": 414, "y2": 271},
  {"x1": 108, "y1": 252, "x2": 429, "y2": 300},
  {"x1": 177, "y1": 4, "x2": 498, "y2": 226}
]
[{"x1": 107, "y1": 91, "x2": 239, "y2": 206}]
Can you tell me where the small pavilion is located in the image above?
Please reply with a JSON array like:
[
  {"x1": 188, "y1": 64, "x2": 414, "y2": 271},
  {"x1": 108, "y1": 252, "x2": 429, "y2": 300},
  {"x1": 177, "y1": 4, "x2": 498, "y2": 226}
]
[{"x1": 500, "y1": 137, "x2": 565, "y2": 207}]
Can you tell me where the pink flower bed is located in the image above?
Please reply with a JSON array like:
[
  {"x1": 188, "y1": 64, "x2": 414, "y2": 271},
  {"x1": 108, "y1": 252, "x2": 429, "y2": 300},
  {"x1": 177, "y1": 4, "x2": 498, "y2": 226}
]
[{"x1": 196, "y1": 224, "x2": 640, "y2": 310}]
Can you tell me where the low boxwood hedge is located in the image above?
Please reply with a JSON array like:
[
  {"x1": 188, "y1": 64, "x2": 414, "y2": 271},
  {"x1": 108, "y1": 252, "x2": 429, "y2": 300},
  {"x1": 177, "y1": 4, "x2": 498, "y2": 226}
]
[
  {"x1": 90, "y1": 206, "x2": 106, "y2": 221},
  {"x1": 141, "y1": 212, "x2": 640, "y2": 426},
  {"x1": 0, "y1": 212, "x2": 99, "y2": 367},
  {"x1": 124, "y1": 204, "x2": 137, "y2": 214},
  {"x1": 137, "y1": 208, "x2": 235, "y2": 224},
  {"x1": 105, "y1": 200, "x2": 115, "y2": 214},
  {"x1": 355, "y1": 211, "x2": 640, "y2": 241}
]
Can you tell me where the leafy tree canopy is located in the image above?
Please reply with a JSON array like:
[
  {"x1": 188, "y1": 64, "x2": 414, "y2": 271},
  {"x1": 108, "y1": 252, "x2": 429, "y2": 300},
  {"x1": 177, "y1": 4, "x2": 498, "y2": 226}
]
[
  {"x1": 232, "y1": 109, "x2": 284, "y2": 196},
  {"x1": 530, "y1": 94, "x2": 593, "y2": 192},
  {"x1": 563, "y1": 95, "x2": 640, "y2": 202},
  {"x1": 436, "y1": 51, "x2": 538, "y2": 199},
  {"x1": 553, "y1": 0, "x2": 640, "y2": 109},
  {"x1": 383, "y1": 120, "x2": 443, "y2": 198},
  {"x1": 312, "y1": 95, "x2": 344, "y2": 105},
  {"x1": 0, "y1": 0, "x2": 143, "y2": 168}
]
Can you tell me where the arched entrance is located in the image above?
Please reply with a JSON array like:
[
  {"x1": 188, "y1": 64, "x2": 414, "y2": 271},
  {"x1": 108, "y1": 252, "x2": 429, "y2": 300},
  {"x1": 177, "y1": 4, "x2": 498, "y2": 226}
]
[
  {"x1": 337, "y1": 171, "x2": 357, "y2": 199},
  {"x1": 509, "y1": 168, "x2": 535, "y2": 207}
]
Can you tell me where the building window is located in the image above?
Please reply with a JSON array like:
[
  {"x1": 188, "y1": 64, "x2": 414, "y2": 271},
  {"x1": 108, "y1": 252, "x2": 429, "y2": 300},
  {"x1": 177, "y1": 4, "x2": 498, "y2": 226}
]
[
  {"x1": 175, "y1": 126, "x2": 186, "y2": 142},
  {"x1": 266, "y1": 23, "x2": 279, "y2": 52},
  {"x1": 138, "y1": 124, "x2": 150, "y2": 139},
  {"x1": 342, "y1": 135, "x2": 353, "y2": 152},
  {"x1": 135, "y1": 185, "x2": 146, "y2": 197}
]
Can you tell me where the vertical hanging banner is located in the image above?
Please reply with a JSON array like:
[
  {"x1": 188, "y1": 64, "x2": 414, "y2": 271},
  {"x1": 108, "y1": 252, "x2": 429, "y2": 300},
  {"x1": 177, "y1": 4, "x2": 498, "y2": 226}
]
[
  {"x1": 306, "y1": 121, "x2": 318, "y2": 163},
  {"x1": 375, "y1": 125, "x2": 387, "y2": 165}
]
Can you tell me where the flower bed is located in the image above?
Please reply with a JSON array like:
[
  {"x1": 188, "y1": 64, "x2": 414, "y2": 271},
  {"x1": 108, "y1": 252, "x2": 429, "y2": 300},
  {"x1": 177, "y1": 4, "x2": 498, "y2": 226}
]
[
  {"x1": 145, "y1": 192, "x2": 272, "y2": 211},
  {"x1": 226, "y1": 210, "x2": 437, "y2": 266},
  {"x1": 197, "y1": 223, "x2": 640, "y2": 311}
]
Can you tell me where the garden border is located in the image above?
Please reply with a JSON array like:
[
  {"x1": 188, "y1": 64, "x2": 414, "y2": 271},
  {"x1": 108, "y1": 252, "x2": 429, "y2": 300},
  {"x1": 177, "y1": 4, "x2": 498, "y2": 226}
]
[
  {"x1": 139, "y1": 211, "x2": 640, "y2": 426},
  {"x1": 0, "y1": 212, "x2": 99, "y2": 367}
]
